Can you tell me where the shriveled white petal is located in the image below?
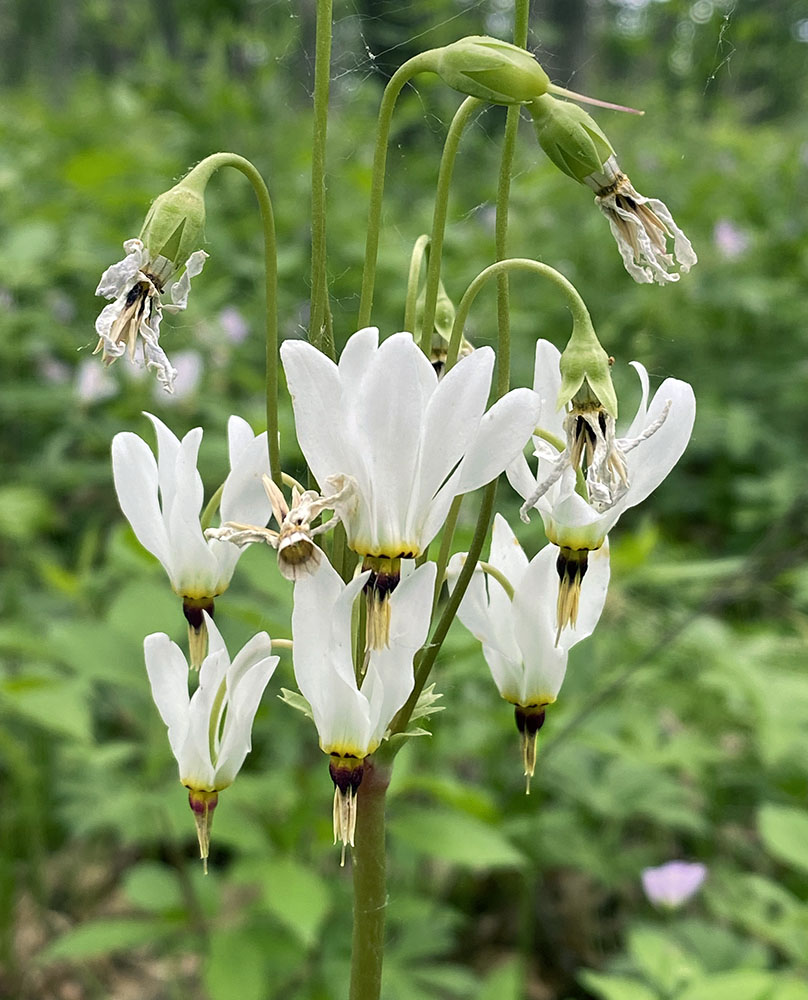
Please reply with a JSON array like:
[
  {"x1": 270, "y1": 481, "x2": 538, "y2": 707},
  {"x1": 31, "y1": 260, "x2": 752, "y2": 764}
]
[
  {"x1": 167, "y1": 250, "x2": 208, "y2": 310},
  {"x1": 112, "y1": 431, "x2": 172, "y2": 571},
  {"x1": 95, "y1": 239, "x2": 147, "y2": 298},
  {"x1": 144, "y1": 632, "x2": 191, "y2": 763}
]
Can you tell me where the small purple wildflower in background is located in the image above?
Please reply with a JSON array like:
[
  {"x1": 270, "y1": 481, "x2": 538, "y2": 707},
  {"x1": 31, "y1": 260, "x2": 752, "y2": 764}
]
[
  {"x1": 75, "y1": 358, "x2": 118, "y2": 404},
  {"x1": 219, "y1": 306, "x2": 249, "y2": 344},
  {"x1": 153, "y1": 350, "x2": 203, "y2": 404},
  {"x1": 713, "y1": 220, "x2": 749, "y2": 260},
  {"x1": 641, "y1": 861, "x2": 707, "y2": 909}
]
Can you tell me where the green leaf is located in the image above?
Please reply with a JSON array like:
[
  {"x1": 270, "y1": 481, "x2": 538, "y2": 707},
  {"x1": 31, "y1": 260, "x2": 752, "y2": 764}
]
[
  {"x1": 40, "y1": 918, "x2": 164, "y2": 963},
  {"x1": 122, "y1": 861, "x2": 184, "y2": 914},
  {"x1": 676, "y1": 970, "x2": 776, "y2": 1000},
  {"x1": 758, "y1": 804, "x2": 808, "y2": 875},
  {"x1": 389, "y1": 805, "x2": 525, "y2": 869},
  {"x1": 578, "y1": 971, "x2": 658, "y2": 1000},
  {"x1": 259, "y1": 856, "x2": 332, "y2": 947},
  {"x1": 627, "y1": 925, "x2": 702, "y2": 994},
  {"x1": 204, "y1": 927, "x2": 267, "y2": 1000},
  {"x1": 479, "y1": 957, "x2": 524, "y2": 1000}
]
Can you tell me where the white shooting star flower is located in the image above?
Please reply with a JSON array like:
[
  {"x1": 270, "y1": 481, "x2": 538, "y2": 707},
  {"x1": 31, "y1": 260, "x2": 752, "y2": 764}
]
[
  {"x1": 112, "y1": 412, "x2": 272, "y2": 665},
  {"x1": 447, "y1": 514, "x2": 609, "y2": 787},
  {"x1": 94, "y1": 238, "x2": 208, "y2": 392},
  {"x1": 584, "y1": 156, "x2": 697, "y2": 285},
  {"x1": 291, "y1": 556, "x2": 435, "y2": 860},
  {"x1": 281, "y1": 327, "x2": 539, "y2": 646},
  {"x1": 144, "y1": 613, "x2": 278, "y2": 870},
  {"x1": 508, "y1": 339, "x2": 694, "y2": 632}
]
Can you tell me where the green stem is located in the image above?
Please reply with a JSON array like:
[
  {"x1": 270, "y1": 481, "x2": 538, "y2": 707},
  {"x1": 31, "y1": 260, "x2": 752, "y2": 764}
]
[
  {"x1": 183, "y1": 153, "x2": 281, "y2": 486},
  {"x1": 348, "y1": 759, "x2": 391, "y2": 1000},
  {"x1": 418, "y1": 97, "x2": 482, "y2": 354},
  {"x1": 310, "y1": 0, "x2": 335, "y2": 358},
  {"x1": 404, "y1": 234, "x2": 430, "y2": 334},
  {"x1": 446, "y1": 257, "x2": 593, "y2": 374},
  {"x1": 357, "y1": 52, "x2": 436, "y2": 330}
]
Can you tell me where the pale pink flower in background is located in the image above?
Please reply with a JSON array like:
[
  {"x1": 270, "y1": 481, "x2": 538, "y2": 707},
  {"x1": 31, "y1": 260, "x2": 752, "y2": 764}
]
[
  {"x1": 219, "y1": 306, "x2": 249, "y2": 344},
  {"x1": 641, "y1": 861, "x2": 707, "y2": 909},
  {"x1": 713, "y1": 219, "x2": 749, "y2": 260},
  {"x1": 39, "y1": 355, "x2": 70, "y2": 385},
  {"x1": 153, "y1": 349, "x2": 203, "y2": 404},
  {"x1": 75, "y1": 357, "x2": 119, "y2": 403}
]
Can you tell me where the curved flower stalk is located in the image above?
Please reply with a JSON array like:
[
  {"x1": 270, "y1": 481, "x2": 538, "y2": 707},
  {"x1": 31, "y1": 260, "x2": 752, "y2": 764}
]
[
  {"x1": 508, "y1": 339, "x2": 695, "y2": 631},
  {"x1": 112, "y1": 412, "x2": 272, "y2": 665},
  {"x1": 94, "y1": 238, "x2": 207, "y2": 392},
  {"x1": 447, "y1": 514, "x2": 609, "y2": 786},
  {"x1": 144, "y1": 613, "x2": 278, "y2": 870},
  {"x1": 281, "y1": 327, "x2": 539, "y2": 645},
  {"x1": 291, "y1": 556, "x2": 436, "y2": 859}
]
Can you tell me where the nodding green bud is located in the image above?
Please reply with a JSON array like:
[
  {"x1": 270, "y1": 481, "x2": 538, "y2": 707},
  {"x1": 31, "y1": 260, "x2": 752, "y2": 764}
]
[
  {"x1": 558, "y1": 314, "x2": 618, "y2": 418},
  {"x1": 433, "y1": 36, "x2": 549, "y2": 105},
  {"x1": 140, "y1": 177, "x2": 207, "y2": 267},
  {"x1": 529, "y1": 95, "x2": 614, "y2": 184}
]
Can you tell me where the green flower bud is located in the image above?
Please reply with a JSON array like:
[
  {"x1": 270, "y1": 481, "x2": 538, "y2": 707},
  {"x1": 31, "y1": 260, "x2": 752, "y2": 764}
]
[
  {"x1": 140, "y1": 175, "x2": 207, "y2": 267},
  {"x1": 558, "y1": 315, "x2": 618, "y2": 418},
  {"x1": 433, "y1": 36, "x2": 549, "y2": 105},
  {"x1": 529, "y1": 95, "x2": 614, "y2": 184}
]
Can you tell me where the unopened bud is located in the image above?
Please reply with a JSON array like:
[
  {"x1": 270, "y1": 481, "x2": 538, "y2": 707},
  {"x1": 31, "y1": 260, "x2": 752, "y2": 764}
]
[
  {"x1": 433, "y1": 36, "x2": 549, "y2": 105},
  {"x1": 529, "y1": 95, "x2": 614, "y2": 184}
]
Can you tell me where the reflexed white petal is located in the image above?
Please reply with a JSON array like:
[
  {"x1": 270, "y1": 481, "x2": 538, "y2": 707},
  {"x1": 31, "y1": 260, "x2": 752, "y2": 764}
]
[
  {"x1": 204, "y1": 613, "x2": 228, "y2": 660},
  {"x1": 144, "y1": 413, "x2": 182, "y2": 511},
  {"x1": 355, "y1": 333, "x2": 432, "y2": 551},
  {"x1": 112, "y1": 432, "x2": 171, "y2": 570},
  {"x1": 182, "y1": 646, "x2": 229, "y2": 789},
  {"x1": 457, "y1": 387, "x2": 541, "y2": 493},
  {"x1": 215, "y1": 635, "x2": 277, "y2": 787},
  {"x1": 220, "y1": 422, "x2": 272, "y2": 528},
  {"x1": 144, "y1": 632, "x2": 191, "y2": 763},
  {"x1": 281, "y1": 340, "x2": 356, "y2": 487},
  {"x1": 336, "y1": 326, "x2": 379, "y2": 399},
  {"x1": 415, "y1": 347, "x2": 494, "y2": 518},
  {"x1": 625, "y1": 361, "x2": 651, "y2": 437},
  {"x1": 487, "y1": 514, "x2": 528, "y2": 628},
  {"x1": 165, "y1": 427, "x2": 220, "y2": 593},
  {"x1": 532, "y1": 339, "x2": 565, "y2": 438},
  {"x1": 610, "y1": 378, "x2": 695, "y2": 520}
]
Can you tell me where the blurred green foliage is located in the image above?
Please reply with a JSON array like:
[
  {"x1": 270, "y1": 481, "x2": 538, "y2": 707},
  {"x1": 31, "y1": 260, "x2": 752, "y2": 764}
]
[{"x1": 1, "y1": 1, "x2": 807, "y2": 998}]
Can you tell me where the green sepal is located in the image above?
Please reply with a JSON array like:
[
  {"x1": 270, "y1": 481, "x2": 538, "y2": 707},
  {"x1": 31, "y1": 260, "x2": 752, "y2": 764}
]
[
  {"x1": 139, "y1": 179, "x2": 207, "y2": 266},
  {"x1": 278, "y1": 688, "x2": 314, "y2": 721},
  {"x1": 558, "y1": 315, "x2": 618, "y2": 418},
  {"x1": 432, "y1": 36, "x2": 549, "y2": 105},
  {"x1": 529, "y1": 95, "x2": 614, "y2": 184}
]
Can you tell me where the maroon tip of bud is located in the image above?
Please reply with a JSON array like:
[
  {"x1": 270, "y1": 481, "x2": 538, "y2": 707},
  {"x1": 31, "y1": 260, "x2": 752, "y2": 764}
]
[
  {"x1": 182, "y1": 597, "x2": 215, "y2": 630},
  {"x1": 328, "y1": 755, "x2": 365, "y2": 795},
  {"x1": 514, "y1": 704, "x2": 547, "y2": 736}
]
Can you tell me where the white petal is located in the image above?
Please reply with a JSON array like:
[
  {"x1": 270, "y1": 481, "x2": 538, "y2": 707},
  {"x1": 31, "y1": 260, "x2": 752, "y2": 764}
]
[
  {"x1": 457, "y1": 387, "x2": 541, "y2": 492},
  {"x1": 511, "y1": 546, "x2": 568, "y2": 703},
  {"x1": 532, "y1": 339, "x2": 565, "y2": 438},
  {"x1": 625, "y1": 361, "x2": 651, "y2": 437},
  {"x1": 487, "y1": 514, "x2": 529, "y2": 626},
  {"x1": 182, "y1": 646, "x2": 228, "y2": 789},
  {"x1": 112, "y1": 432, "x2": 171, "y2": 571},
  {"x1": 220, "y1": 423, "x2": 272, "y2": 528},
  {"x1": 144, "y1": 632, "x2": 191, "y2": 765}
]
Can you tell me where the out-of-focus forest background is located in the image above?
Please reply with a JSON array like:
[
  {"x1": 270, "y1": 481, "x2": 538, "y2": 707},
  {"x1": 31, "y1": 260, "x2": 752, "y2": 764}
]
[{"x1": 1, "y1": 0, "x2": 807, "y2": 998}]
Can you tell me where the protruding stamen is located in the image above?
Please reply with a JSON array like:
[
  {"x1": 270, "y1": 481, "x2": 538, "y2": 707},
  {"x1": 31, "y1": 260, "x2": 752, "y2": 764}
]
[
  {"x1": 183, "y1": 596, "x2": 215, "y2": 669},
  {"x1": 188, "y1": 787, "x2": 219, "y2": 874},
  {"x1": 555, "y1": 547, "x2": 590, "y2": 643},
  {"x1": 362, "y1": 557, "x2": 402, "y2": 650},
  {"x1": 514, "y1": 705, "x2": 547, "y2": 793},
  {"x1": 329, "y1": 755, "x2": 365, "y2": 864}
]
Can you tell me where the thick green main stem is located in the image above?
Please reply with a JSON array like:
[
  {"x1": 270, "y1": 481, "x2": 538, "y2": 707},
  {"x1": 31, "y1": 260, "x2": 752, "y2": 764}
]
[
  {"x1": 184, "y1": 153, "x2": 281, "y2": 486},
  {"x1": 310, "y1": 0, "x2": 334, "y2": 358},
  {"x1": 349, "y1": 760, "x2": 390, "y2": 1000}
]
